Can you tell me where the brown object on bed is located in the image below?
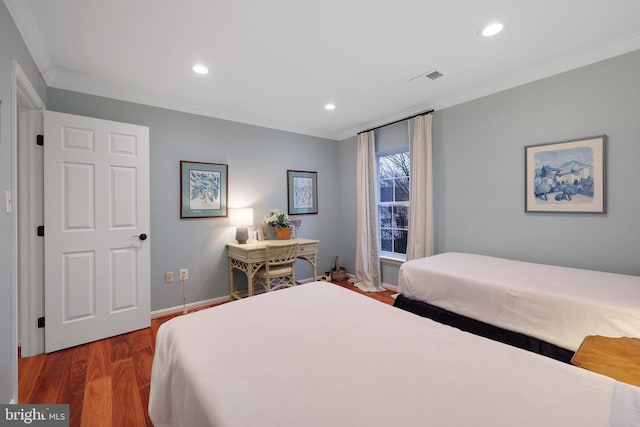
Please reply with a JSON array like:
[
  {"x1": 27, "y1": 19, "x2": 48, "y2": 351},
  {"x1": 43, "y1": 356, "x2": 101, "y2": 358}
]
[{"x1": 571, "y1": 335, "x2": 640, "y2": 387}]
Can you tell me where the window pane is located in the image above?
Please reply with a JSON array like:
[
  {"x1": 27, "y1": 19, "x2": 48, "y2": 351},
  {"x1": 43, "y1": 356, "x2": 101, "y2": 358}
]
[
  {"x1": 379, "y1": 157, "x2": 394, "y2": 180},
  {"x1": 392, "y1": 152, "x2": 410, "y2": 178},
  {"x1": 379, "y1": 206, "x2": 392, "y2": 228},
  {"x1": 393, "y1": 205, "x2": 409, "y2": 228},
  {"x1": 393, "y1": 229, "x2": 408, "y2": 254},
  {"x1": 379, "y1": 179, "x2": 393, "y2": 202},
  {"x1": 395, "y1": 177, "x2": 409, "y2": 201},
  {"x1": 380, "y1": 229, "x2": 393, "y2": 251}
]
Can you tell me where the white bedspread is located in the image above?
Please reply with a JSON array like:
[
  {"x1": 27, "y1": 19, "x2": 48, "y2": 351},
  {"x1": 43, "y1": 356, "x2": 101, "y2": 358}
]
[
  {"x1": 149, "y1": 282, "x2": 635, "y2": 427},
  {"x1": 398, "y1": 252, "x2": 640, "y2": 351}
]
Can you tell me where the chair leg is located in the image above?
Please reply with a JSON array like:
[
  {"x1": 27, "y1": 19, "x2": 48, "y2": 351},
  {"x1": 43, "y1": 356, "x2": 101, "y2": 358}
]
[
  {"x1": 254, "y1": 277, "x2": 270, "y2": 294},
  {"x1": 269, "y1": 275, "x2": 296, "y2": 292}
]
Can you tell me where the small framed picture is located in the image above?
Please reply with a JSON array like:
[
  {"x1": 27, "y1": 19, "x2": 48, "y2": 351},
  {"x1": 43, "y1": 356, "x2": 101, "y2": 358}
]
[
  {"x1": 524, "y1": 135, "x2": 606, "y2": 213},
  {"x1": 287, "y1": 170, "x2": 318, "y2": 215},
  {"x1": 180, "y1": 161, "x2": 228, "y2": 218}
]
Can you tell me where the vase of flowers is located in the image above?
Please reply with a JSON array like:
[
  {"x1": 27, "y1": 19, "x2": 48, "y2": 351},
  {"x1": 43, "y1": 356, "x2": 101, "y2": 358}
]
[{"x1": 262, "y1": 209, "x2": 293, "y2": 240}]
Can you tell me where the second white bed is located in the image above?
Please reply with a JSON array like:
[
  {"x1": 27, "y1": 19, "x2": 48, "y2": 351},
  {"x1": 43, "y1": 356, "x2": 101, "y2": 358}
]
[{"x1": 398, "y1": 252, "x2": 640, "y2": 351}]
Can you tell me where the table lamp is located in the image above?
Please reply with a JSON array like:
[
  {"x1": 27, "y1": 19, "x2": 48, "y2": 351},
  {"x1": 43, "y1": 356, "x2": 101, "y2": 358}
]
[{"x1": 229, "y1": 208, "x2": 253, "y2": 244}]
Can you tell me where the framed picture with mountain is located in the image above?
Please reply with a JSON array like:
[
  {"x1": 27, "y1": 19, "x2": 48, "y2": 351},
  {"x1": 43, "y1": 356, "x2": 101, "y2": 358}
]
[{"x1": 525, "y1": 135, "x2": 606, "y2": 213}]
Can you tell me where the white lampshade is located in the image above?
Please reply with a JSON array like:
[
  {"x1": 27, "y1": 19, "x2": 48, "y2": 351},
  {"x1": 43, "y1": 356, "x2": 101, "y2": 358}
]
[{"x1": 229, "y1": 208, "x2": 253, "y2": 226}]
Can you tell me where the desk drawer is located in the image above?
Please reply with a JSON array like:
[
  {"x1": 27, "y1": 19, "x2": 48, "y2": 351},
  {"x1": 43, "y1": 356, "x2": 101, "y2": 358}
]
[{"x1": 298, "y1": 243, "x2": 318, "y2": 256}]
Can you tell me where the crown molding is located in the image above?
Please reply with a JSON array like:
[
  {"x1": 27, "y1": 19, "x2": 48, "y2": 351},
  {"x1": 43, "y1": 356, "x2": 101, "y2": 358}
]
[
  {"x1": 337, "y1": 35, "x2": 640, "y2": 141},
  {"x1": 49, "y1": 67, "x2": 338, "y2": 140},
  {"x1": 3, "y1": 0, "x2": 53, "y2": 85}
]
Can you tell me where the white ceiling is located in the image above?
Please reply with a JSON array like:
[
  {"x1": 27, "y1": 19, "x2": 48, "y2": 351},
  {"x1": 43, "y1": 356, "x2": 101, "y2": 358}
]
[{"x1": 6, "y1": 0, "x2": 640, "y2": 140}]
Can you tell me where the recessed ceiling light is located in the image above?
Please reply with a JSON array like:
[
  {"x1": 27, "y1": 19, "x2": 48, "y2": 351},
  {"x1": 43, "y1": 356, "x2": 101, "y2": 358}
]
[
  {"x1": 481, "y1": 22, "x2": 504, "y2": 37},
  {"x1": 324, "y1": 103, "x2": 336, "y2": 111},
  {"x1": 192, "y1": 64, "x2": 209, "y2": 75}
]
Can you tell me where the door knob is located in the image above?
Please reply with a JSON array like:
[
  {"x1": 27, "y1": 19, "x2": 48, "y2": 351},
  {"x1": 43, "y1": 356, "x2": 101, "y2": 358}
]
[{"x1": 132, "y1": 233, "x2": 148, "y2": 241}]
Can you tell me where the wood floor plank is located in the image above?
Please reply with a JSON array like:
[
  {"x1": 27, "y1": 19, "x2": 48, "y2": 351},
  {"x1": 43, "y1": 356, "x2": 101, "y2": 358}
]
[
  {"x1": 111, "y1": 358, "x2": 147, "y2": 427},
  {"x1": 86, "y1": 339, "x2": 111, "y2": 382},
  {"x1": 81, "y1": 377, "x2": 112, "y2": 427},
  {"x1": 127, "y1": 327, "x2": 152, "y2": 352},
  {"x1": 61, "y1": 345, "x2": 90, "y2": 427},
  {"x1": 29, "y1": 350, "x2": 70, "y2": 404},
  {"x1": 110, "y1": 334, "x2": 131, "y2": 363},
  {"x1": 131, "y1": 346, "x2": 153, "y2": 389},
  {"x1": 138, "y1": 383, "x2": 153, "y2": 427},
  {"x1": 332, "y1": 279, "x2": 397, "y2": 305},
  {"x1": 80, "y1": 339, "x2": 113, "y2": 426},
  {"x1": 18, "y1": 353, "x2": 46, "y2": 403}
]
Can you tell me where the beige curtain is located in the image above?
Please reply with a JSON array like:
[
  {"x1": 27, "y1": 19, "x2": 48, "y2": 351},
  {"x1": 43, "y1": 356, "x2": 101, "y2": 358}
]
[
  {"x1": 353, "y1": 131, "x2": 383, "y2": 292},
  {"x1": 407, "y1": 114, "x2": 433, "y2": 260}
]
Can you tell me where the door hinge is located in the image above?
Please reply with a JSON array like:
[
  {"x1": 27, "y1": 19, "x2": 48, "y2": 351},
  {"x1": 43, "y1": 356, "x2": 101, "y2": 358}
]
[
  {"x1": 36, "y1": 134, "x2": 44, "y2": 146},
  {"x1": 37, "y1": 225, "x2": 44, "y2": 236},
  {"x1": 37, "y1": 317, "x2": 45, "y2": 328}
]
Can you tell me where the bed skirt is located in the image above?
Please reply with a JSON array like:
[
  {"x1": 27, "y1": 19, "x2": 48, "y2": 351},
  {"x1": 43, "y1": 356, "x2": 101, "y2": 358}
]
[{"x1": 394, "y1": 294, "x2": 575, "y2": 363}]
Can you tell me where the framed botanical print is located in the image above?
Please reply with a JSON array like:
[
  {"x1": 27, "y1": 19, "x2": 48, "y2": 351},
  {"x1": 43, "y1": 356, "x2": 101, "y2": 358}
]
[
  {"x1": 180, "y1": 161, "x2": 228, "y2": 218},
  {"x1": 287, "y1": 170, "x2": 318, "y2": 215}
]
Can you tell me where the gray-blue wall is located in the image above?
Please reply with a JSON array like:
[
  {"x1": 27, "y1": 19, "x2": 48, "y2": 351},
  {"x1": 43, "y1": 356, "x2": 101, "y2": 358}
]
[
  {"x1": 340, "y1": 49, "x2": 640, "y2": 283},
  {"x1": 47, "y1": 89, "x2": 341, "y2": 311},
  {"x1": 1, "y1": 2, "x2": 47, "y2": 404},
  {"x1": 433, "y1": 49, "x2": 640, "y2": 275}
]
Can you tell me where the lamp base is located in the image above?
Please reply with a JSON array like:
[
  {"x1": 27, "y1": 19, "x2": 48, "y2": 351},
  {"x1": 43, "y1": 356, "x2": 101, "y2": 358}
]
[{"x1": 235, "y1": 226, "x2": 249, "y2": 244}]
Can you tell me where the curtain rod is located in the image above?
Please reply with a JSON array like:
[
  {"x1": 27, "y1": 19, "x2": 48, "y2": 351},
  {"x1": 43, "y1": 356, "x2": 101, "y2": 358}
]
[{"x1": 358, "y1": 109, "x2": 434, "y2": 135}]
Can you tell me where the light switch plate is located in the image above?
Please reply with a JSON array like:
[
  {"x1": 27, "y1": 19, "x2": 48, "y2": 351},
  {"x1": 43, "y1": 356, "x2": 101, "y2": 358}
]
[{"x1": 5, "y1": 191, "x2": 12, "y2": 214}]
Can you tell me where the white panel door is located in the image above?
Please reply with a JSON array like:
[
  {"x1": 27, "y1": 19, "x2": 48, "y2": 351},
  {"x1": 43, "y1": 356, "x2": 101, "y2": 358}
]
[{"x1": 44, "y1": 111, "x2": 150, "y2": 353}]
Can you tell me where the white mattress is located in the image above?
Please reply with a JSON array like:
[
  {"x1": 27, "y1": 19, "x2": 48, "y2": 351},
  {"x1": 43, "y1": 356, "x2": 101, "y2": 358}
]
[
  {"x1": 149, "y1": 282, "x2": 638, "y2": 427},
  {"x1": 398, "y1": 252, "x2": 640, "y2": 351}
]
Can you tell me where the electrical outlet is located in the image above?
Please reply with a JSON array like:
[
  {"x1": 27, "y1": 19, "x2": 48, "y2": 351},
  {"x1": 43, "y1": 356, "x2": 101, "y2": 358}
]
[
  {"x1": 165, "y1": 272, "x2": 174, "y2": 283},
  {"x1": 179, "y1": 268, "x2": 189, "y2": 280}
]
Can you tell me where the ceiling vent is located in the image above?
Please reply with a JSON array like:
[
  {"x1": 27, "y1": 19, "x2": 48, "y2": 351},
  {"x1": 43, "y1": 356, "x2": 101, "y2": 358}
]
[{"x1": 409, "y1": 70, "x2": 444, "y2": 84}]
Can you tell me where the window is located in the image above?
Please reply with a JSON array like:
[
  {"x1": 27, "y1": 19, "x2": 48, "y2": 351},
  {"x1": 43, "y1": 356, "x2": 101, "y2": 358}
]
[{"x1": 377, "y1": 149, "x2": 410, "y2": 259}]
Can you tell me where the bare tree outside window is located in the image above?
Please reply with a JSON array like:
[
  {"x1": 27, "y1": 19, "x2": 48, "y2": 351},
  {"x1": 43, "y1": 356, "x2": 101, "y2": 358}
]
[{"x1": 377, "y1": 151, "x2": 410, "y2": 256}]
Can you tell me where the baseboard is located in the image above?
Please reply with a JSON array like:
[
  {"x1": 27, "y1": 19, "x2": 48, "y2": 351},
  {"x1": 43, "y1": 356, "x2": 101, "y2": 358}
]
[
  {"x1": 151, "y1": 295, "x2": 231, "y2": 318},
  {"x1": 382, "y1": 282, "x2": 398, "y2": 292},
  {"x1": 151, "y1": 276, "x2": 325, "y2": 317}
]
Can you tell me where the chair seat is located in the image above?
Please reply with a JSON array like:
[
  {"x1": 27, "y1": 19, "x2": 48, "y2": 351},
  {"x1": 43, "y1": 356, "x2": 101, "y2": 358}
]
[
  {"x1": 256, "y1": 266, "x2": 293, "y2": 278},
  {"x1": 253, "y1": 242, "x2": 299, "y2": 294}
]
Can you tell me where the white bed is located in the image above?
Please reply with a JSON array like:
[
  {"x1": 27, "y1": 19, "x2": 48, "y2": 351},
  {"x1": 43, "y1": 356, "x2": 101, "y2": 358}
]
[
  {"x1": 397, "y1": 252, "x2": 640, "y2": 352},
  {"x1": 149, "y1": 282, "x2": 639, "y2": 427}
]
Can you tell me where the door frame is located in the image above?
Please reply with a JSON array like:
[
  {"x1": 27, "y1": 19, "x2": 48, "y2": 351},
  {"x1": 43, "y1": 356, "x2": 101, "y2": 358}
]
[
  {"x1": 18, "y1": 107, "x2": 44, "y2": 357},
  {"x1": 12, "y1": 60, "x2": 45, "y2": 402}
]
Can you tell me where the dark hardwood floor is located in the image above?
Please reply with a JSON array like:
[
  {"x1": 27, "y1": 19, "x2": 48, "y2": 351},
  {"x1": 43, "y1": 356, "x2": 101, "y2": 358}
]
[{"x1": 18, "y1": 281, "x2": 396, "y2": 427}]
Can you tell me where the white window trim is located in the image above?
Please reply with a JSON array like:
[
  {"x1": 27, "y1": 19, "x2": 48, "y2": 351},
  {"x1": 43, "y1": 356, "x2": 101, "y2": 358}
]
[
  {"x1": 380, "y1": 251, "x2": 406, "y2": 264},
  {"x1": 376, "y1": 147, "x2": 410, "y2": 259}
]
